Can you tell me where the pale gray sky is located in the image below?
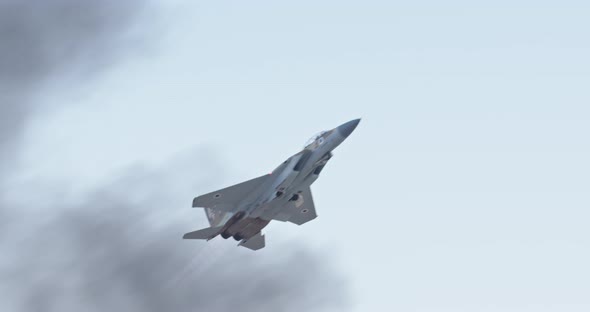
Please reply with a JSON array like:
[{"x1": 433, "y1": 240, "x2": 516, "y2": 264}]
[{"x1": 9, "y1": 1, "x2": 590, "y2": 311}]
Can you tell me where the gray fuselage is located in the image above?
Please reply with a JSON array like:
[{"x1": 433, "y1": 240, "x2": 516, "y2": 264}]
[{"x1": 212, "y1": 119, "x2": 360, "y2": 241}]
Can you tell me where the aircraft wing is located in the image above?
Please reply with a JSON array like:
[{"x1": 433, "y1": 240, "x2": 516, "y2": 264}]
[
  {"x1": 192, "y1": 175, "x2": 270, "y2": 213},
  {"x1": 268, "y1": 186, "x2": 317, "y2": 225}
]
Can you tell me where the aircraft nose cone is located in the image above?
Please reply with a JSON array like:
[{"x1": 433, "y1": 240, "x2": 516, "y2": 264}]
[{"x1": 337, "y1": 118, "x2": 361, "y2": 138}]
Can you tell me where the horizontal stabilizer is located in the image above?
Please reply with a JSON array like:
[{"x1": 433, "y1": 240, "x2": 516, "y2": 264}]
[
  {"x1": 183, "y1": 226, "x2": 223, "y2": 240},
  {"x1": 238, "y1": 232, "x2": 265, "y2": 251}
]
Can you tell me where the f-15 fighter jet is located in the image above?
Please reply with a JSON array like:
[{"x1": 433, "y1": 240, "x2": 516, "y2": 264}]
[{"x1": 183, "y1": 119, "x2": 360, "y2": 250}]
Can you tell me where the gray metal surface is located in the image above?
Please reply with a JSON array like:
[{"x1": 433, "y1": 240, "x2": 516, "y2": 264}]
[{"x1": 184, "y1": 119, "x2": 360, "y2": 250}]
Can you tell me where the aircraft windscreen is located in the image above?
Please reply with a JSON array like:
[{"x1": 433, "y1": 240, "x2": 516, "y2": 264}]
[{"x1": 304, "y1": 131, "x2": 327, "y2": 148}]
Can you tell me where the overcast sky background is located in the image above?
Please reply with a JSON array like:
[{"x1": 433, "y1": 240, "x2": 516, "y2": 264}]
[{"x1": 3, "y1": 1, "x2": 590, "y2": 311}]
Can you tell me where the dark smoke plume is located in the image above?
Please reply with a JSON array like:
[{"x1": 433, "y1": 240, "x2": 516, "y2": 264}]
[
  {"x1": 7, "y1": 165, "x2": 348, "y2": 312},
  {"x1": 0, "y1": 0, "x2": 151, "y2": 219},
  {"x1": 0, "y1": 0, "x2": 148, "y2": 157}
]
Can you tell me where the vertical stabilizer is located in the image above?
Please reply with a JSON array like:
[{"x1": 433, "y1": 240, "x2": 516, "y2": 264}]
[
  {"x1": 238, "y1": 232, "x2": 265, "y2": 250},
  {"x1": 205, "y1": 208, "x2": 233, "y2": 227}
]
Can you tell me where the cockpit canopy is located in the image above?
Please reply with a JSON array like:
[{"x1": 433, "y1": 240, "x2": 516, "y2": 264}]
[{"x1": 304, "y1": 131, "x2": 327, "y2": 148}]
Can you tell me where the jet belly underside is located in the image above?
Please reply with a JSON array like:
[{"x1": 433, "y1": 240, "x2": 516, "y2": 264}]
[
  {"x1": 221, "y1": 216, "x2": 270, "y2": 240},
  {"x1": 185, "y1": 118, "x2": 360, "y2": 250},
  {"x1": 270, "y1": 151, "x2": 310, "y2": 194},
  {"x1": 250, "y1": 154, "x2": 328, "y2": 221},
  {"x1": 214, "y1": 148, "x2": 332, "y2": 237}
]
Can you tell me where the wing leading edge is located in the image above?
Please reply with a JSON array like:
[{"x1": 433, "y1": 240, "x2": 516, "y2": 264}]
[{"x1": 192, "y1": 174, "x2": 270, "y2": 213}]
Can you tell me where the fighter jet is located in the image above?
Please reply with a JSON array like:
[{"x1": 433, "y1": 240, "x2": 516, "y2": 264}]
[{"x1": 183, "y1": 118, "x2": 360, "y2": 250}]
